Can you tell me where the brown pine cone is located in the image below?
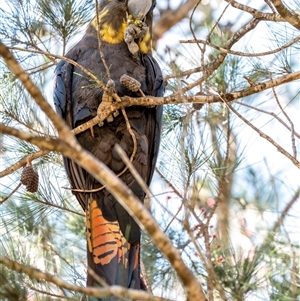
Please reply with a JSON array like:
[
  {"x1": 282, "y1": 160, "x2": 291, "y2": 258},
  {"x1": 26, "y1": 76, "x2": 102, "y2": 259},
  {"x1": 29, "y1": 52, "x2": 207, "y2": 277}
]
[
  {"x1": 20, "y1": 166, "x2": 35, "y2": 186},
  {"x1": 26, "y1": 171, "x2": 39, "y2": 193},
  {"x1": 120, "y1": 74, "x2": 141, "y2": 92},
  {"x1": 20, "y1": 165, "x2": 39, "y2": 193}
]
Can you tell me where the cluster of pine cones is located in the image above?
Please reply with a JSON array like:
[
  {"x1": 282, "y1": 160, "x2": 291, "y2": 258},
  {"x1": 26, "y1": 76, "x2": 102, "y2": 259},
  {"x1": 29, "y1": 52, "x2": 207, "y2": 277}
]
[{"x1": 20, "y1": 165, "x2": 39, "y2": 193}]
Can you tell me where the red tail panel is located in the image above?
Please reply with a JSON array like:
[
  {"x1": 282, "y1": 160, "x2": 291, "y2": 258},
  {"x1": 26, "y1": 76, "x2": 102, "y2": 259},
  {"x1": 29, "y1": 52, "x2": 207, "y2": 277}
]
[{"x1": 87, "y1": 199, "x2": 129, "y2": 267}]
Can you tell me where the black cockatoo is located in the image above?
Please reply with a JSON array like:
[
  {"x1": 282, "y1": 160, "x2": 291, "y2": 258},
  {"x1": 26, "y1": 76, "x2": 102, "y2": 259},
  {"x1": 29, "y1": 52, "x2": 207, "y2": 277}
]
[{"x1": 53, "y1": 0, "x2": 163, "y2": 296}]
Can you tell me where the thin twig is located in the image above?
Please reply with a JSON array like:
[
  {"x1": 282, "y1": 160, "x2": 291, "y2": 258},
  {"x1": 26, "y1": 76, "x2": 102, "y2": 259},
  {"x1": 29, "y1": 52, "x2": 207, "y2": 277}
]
[
  {"x1": 180, "y1": 35, "x2": 300, "y2": 57},
  {"x1": 271, "y1": 85, "x2": 297, "y2": 158},
  {"x1": 222, "y1": 99, "x2": 300, "y2": 169},
  {"x1": 87, "y1": 266, "x2": 109, "y2": 288},
  {"x1": 163, "y1": 203, "x2": 184, "y2": 234},
  {"x1": 8, "y1": 45, "x2": 109, "y2": 93},
  {"x1": 33, "y1": 197, "x2": 85, "y2": 216},
  {"x1": 235, "y1": 101, "x2": 300, "y2": 139},
  {"x1": 264, "y1": 0, "x2": 277, "y2": 14},
  {"x1": 0, "y1": 183, "x2": 22, "y2": 205},
  {"x1": 224, "y1": 0, "x2": 284, "y2": 22},
  {"x1": 94, "y1": 0, "x2": 111, "y2": 79},
  {"x1": 270, "y1": 188, "x2": 300, "y2": 235},
  {"x1": 28, "y1": 287, "x2": 72, "y2": 300},
  {"x1": 68, "y1": 108, "x2": 138, "y2": 193},
  {"x1": 178, "y1": 18, "x2": 260, "y2": 94},
  {"x1": 262, "y1": 188, "x2": 300, "y2": 247},
  {"x1": 115, "y1": 144, "x2": 151, "y2": 198}
]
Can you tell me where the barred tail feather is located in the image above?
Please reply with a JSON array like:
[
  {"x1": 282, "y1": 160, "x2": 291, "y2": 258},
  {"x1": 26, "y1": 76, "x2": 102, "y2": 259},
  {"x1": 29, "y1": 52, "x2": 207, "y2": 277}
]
[{"x1": 86, "y1": 198, "x2": 142, "y2": 296}]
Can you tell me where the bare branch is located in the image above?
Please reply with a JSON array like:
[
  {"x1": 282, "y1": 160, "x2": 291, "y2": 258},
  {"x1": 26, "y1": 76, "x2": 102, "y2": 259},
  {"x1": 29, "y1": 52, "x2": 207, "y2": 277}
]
[
  {"x1": 224, "y1": 71, "x2": 300, "y2": 101},
  {"x1": 270, "y1": 0, "x2": 300, "y2": 30},
  {"x1": 8, "y1": 45, "x2": 110, "y2": 94},
  {"x1": 270, "y1": 188, "x2": 300, "y2": 235},
  {"x1": 72, "y1": 70, "x2": 300, "y2": 136},
  {"x1": 0, "y1": 150, "x2": 49, "y2": 178},
  {"x1": 235, "y1": 101, "x2": 300, "y2": 140},
  {"x1": 271, "y1": 85, "x2": 297, "y2": 157},
  {"x1": 179, "y1": 18, "x2": 260, "y2": 93},
  {"x1": 224, "y1": 0, "x2": 284, "y2": 21},
  {"x1": 0, "y1": 255, "x2": 173, "y2": 301},
  {"x1": 222, "y1": 100, "x2": 300, "y2": 169},
  {"x1": 115, "y1": 144, "x2": 152, "y2": 198},
  {"x1": 0, "y1": 183, "x2": 22, "y2": 205},
  {"x1": 180, "y1": 35, "x2": 300, "y2": 57}
]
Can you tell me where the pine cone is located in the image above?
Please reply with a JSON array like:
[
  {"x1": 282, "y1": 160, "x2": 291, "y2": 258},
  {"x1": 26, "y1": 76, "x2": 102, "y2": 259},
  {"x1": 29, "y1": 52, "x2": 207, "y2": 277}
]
[
  {"x1": 20, "y1": 165, "x2": 39, "y2": 193},
  {"x1": 20, "y1": 166, "x2": 35, "y2": 186},
  {"x1": 26, "y1": 171, "x2": 39, "y2": 193},
  {"x1": 120, "y1": 74, "x2": 141, "y2": 92}
]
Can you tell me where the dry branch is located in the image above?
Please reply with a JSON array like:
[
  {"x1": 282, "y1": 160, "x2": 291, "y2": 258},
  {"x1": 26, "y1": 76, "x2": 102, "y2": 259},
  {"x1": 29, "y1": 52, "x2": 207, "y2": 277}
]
[
  {"x1": 180, "y1": 35, "x2": 300, "y2": 57},
  {"x1": 270, "y1": 0, "x2": 300, "y2": 30},
  {"x1": 223, "y1": 99, "x2": 300, "y2": 169},
  {"x1": 0, "y1": 255, "x2": 173, "y2": 301},
  {"x1": 224, "y1": 0, "x2": 284, "y2": 21}
]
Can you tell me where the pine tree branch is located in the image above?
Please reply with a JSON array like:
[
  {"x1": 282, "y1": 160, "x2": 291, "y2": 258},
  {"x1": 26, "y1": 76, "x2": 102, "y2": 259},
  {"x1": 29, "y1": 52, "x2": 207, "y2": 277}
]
[
  {"x1": 0, "y1": 183, "x2": 22, "y2": 205},
  {"x1": 235, "y1": 101, "x2": 300, "y2": 140},
  {"x1": 271, "y1": 85, "x2": 297, "y2": 157},
  {"x1": 224, "y1": 70, "x2": 300, "y2": 101},
  {"x1": 222, "y1": 100, "x2": 300, "y2": 169},
  {"x1": 0, "y1": 150, "x2": 49, "y2": 178},
  {"x1": 224, "y1": 0, "x2": 285, "y2": 21},
  {"x1": 0, "y1": 255, "x2": 173, "y2": 301},
  {"x1": 70, "y1": 70, "x2": 300, "y2": 136},
  {"x1": 179, "y1": 18, "x2": 260, "y2": 93},
  {"x1": 269, "y1": 188, "x2": 300, "y2": 236},
  {"x1": 270, "y1": 0, "x2": 300, "y2": 30},
  {"x1": 0, "y1": 40, "x2": 77, "y2": 148},
  {"x1": 7, "y1": 45, "x2": 110, "y2": 95},
  {"x1": 180, "y1": 35, "x2": 300, "y2": 57}
]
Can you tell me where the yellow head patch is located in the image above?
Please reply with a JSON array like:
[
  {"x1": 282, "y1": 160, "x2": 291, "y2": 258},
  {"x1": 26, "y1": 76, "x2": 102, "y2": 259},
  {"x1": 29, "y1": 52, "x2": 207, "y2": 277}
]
[
  {"x1": 91, "y1": 9, "x2": 127, "y2": 44},
  {"x1": 138, "y1": 31, "x2": 152, "y2": 54},
  {"x1": 91, "y1": 9, "x2": 152, "y2": 53}
]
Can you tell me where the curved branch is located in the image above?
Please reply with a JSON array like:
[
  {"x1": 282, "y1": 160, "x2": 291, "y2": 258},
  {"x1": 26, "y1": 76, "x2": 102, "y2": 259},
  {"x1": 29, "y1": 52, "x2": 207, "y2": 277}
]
[
  {"x1": 179, "y1": 18, "x2": 260, "y2": 93},
  {"x1": 72, "y1": 70, "x2": 300, "y2": 136},
  {"x1": 270, "y1": 0, "x2": 300, "y2": 30},
  {"x1": 0, "y1": 255, "x2": 172, "y2": 301},
  {"x1": 0, "y1": 150, "x2": 49, "y2": 178},
  {"x1": 224, "y1": 0, "x2": 284, "y2": 21},
  {"x1": 180, "y1": 35, "x2": 300, "y2": 57},
  {"x1": 224, "y1": 70, "x2": 300, "y2": 100},
  {"x1": 222, "y1": 100, "x2": 300, "y2": 169}
]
